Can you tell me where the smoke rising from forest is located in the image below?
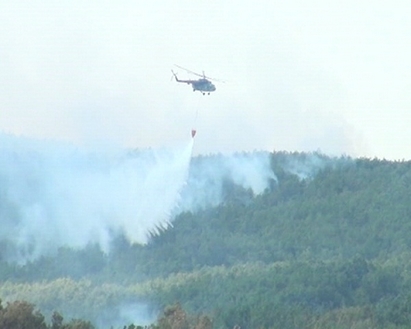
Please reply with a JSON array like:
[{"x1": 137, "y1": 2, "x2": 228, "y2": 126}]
[
  {"x1": 179, "y1": 153, "x2": 276, "y2": 212},
  {"x1": 0, "y1": 133, "x2": 275, "y2": 263}
]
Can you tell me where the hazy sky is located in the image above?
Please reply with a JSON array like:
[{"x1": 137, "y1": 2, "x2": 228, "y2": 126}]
[{"x1": 1, "y1": 1, "x2": 410, "y2": 159}]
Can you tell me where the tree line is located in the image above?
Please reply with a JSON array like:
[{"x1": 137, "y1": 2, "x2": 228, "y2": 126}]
[{"x1": 2, "y1": 152, "x2": 411, "y2": 328}]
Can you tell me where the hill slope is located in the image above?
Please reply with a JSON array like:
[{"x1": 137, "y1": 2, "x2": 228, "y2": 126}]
[{"x1": 2, "y1": 152, "x2": 411, "y2": 328}]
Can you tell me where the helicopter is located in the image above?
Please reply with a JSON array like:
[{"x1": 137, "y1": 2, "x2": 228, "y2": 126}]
[{"x1": 171, "y1": 65, "x2": 221, "y2": 95}]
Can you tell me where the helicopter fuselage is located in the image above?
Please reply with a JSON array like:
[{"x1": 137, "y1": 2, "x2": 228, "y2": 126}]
[
  {"x1": 191, "y1": 79, "x2": 216, "y2": 93},
  {"x1": 172, "y1": 71, "x2": 216, "y2": 94}
]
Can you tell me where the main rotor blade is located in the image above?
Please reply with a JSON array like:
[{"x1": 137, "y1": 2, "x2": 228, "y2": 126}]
[
  {"x1": 174, "y1": 64, "x2": 226, "y2": 82},
  {"x1": 207, "y1": 76, "x2": 226, "y2": 83},
  {"x1": 174, "y1": 64, "x2": 204, "y2": 78}
]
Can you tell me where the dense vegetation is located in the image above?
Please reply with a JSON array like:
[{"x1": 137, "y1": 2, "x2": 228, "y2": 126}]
[
  {"x1": 0, "y1": 299, "x2": 211, "y2": 329},
  {"x1": 2, "y1": 152, "x2": 411, "y2": 328},
  {"x1": 0, "y1": 299, "x2": 95, "y2": 329}
]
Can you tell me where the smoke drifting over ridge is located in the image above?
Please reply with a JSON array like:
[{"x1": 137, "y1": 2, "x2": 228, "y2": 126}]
[
  {"x1": 179, "y1": 153, "x2": 276, "y2": 212},
  {"x1": 0, "y1": 133, "x2": 275, "y2": 262}
]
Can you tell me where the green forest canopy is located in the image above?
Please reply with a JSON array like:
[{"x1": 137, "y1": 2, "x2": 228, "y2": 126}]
[{"x1": 1, "y1": 152, "x2": 411, "y2": 329}]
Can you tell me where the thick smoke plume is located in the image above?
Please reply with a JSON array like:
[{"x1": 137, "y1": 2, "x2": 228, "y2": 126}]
[
  {"x1": 179, "y1": 153, "x2": 276, "y2": 212},
  {"x1": 0, "y1": 133, "x2": 275, "y2": 263},
  {"x1": 0, "y1": 133, "x2": 193, "y2": 262}
]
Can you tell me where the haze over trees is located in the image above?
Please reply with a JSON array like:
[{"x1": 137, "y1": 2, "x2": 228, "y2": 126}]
[{"x1": 1, "y1": 151, "x2": 411, "y2": 328}]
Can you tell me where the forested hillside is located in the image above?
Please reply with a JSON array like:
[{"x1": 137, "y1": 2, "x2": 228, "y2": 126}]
[{"x1": 1, "y1": 152, "x2": 411, "y2": 328}]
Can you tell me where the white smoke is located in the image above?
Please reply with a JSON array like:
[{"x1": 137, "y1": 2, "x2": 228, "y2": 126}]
[
  {"x1": 279, "y1": 152, "x2": 352, "y2": 180},
  {"x1": 282, "y1": 153, "x2": 329, "y2": 180},
  {"x1": 94, "y1": 302, "x2": 156, "y2": 329},
  {"x1": 116, "y1": 303, "x2": 155, "y2": 327},
  {"x1": 0, "y1": 133, "x2": 192, "y2": 262},
  {"x1": 0, "y1": 133, "x2": 275, "y2": 263},
  {"x1": 178, "y1": 152, "x2": 277, "y2": 212}
]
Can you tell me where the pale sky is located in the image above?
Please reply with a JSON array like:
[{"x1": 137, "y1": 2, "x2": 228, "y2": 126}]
[{"x1": 1, "y1": 1, "x2": 410, "y2": 159}]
